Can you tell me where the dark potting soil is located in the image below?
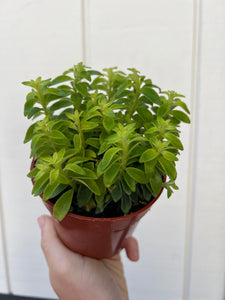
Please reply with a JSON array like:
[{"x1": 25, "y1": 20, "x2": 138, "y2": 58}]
[{"x1": 49, "y1": 187, "x2": 154, "y2": 218}]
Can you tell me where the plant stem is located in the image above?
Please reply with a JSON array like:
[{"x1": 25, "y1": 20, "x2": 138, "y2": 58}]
[
  {"x1": 43, "y1": 126, "x2": 57, "y2": 152},
  {"x1": 130, "y1": 91, "x2": 140, "y2": 116},
  {"x1": 107, "y1": 69, "x2": 113, "y2": 102},
  {"x1": 36, "y1": 85, "x2": 51, "y2": 120},
  {"x1": 129, "y1": 71, "x2": 141, "y2": 116},
  {"x1": 120, "y1": 137, "x2": 128, "y2": 174},
  {"x1": 76, "y1": 115, "x2": 85, "y2": 157}
]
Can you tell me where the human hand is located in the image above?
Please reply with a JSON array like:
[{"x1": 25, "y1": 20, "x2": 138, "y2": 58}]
[{"x1": 38, "y1": 215, "x2": 139, "y2": 300}]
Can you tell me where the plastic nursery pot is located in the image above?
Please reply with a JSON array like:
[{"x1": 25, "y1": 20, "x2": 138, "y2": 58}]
[{"x1": 31, "y1": 159, "x2": 165, "y2": 259}]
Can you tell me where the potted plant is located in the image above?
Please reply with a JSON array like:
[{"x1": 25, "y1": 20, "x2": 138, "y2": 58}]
[{"x1": 23, "y1": 62, "x2": 190, "y2": 259}]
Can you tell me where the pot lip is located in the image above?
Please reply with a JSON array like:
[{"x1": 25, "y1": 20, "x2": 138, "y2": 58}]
[{"x1": 31, "y1": 158, "x2": 166, "y2": 222}]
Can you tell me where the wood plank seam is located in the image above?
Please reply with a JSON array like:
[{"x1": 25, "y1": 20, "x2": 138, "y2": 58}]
[
  {"x1": 182, "y1": 0, "x2": 202, "y2": 299},
  {"x1": 81, "y1": 0, "x2": 88, "y2": 64}
]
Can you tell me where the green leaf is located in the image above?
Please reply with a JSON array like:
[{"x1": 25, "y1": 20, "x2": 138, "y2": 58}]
[
  {"x1": 170, "y1": 110, "x2": 190, "y2": 123},
  {"x1": 67, "y1": 156, "x2": 91, "y2": 165},
  {"x1": 50, "y1": 169, "x2": 59, "y2": 185},
  {"x1": 121, "y1": 194, "x2": 132, "y2": 215},
  {"x1": 111, "y1": 182, "x2": 122, "y2": 202},
  {"x1": 57, "y1": 148, "x2": 66, "y2": 163},
  {"x1": 137, "y1": 106, "x2": 153, "y2": 122},
  {"x1": 149, "y1": 169, "x2": 163, "y2": 196},
  {"x1": 158, "y1": 157, "x2": 177, "y2": 180},
  {"x1": 103, "y1": 108, "x2": 115, "y2": 118},
  {"x1": 32, "y1": 173, "x2": 49, "y2": 196},
  {"x1": 167, "y1": 186, "x2": 173, "y2": 198},
  {"x1": 76, "y1": 179, "x2": 100, "y2": 195},
  {"x1": 157, "y1": 103, "x2": 169, "y2": 117},
  {"x1": 24, "y1": 98, "x2": 37, "y2": 116},
  {"x1": 79, "y1": 71, "x2": 91, "y2": 81},
  {"x1": 144, "y1": 160, "x2": 157, "y2": 175},
  {"x1": 43, "y1": 181, "x2": 61, "y2": 201},
  {"x1": 31, "y1": 133, "x2": 46, "y2": 150},
  {"x1": 123, "y1": 172, "x2": 136, "y2": 192},
  {"x1": 53, "y1": 189, "x2": 73, "y2": 221},
  {"x1": 22, "y1": 80, "x2": 36, "y2": 88},
  {"x1": 87, "y1": 70, "x2": 102, "y2": 76},
  {"x1": 128, "y1": 145, "x2": 145, "y2": 160},
  {"x1": 77, "y1": 185, "x2": 92, "y2": 208},
  {"x1": 45, "y1": 88, "x2": 71, "y2": 97},
  {"x1": 106, "y1": 133, "x2": 121, "y2": 144},
  {"x1": 27, "y1": 167, "x2": 38, "y2": 178},
  {"x1": 83, "y1": 107, "x2": 101, "y2": 121},
  {"x1": 49, "y1": 75, "x2": 73, "y2": 86},
  {"x1": 121, "y1": 178, "x2": 132, "y2": 195},
  {"x1": 57, "y1": 173, "x2": 70, "y2": 184},
  {"x1": 24, "y1": 123, "x2": 36, "y2": 143},
  {"x1": 164, "y1": 133, "x2": 184, "y2": 150},
  {"x1": 162, "y1": 151, "x2": 178, "y2": 161},
  {"x1": 103, "y1": 163, "x2": 120, "y2": 187},
  {"x1": 95, "y1": 194, "x2": 104, "y2": 204},
  {"x1": 126, "y1": 167, "x2": 148, "y2": 184},
  {"x1": 71, "y1": 93, "x2": 82, "y2": 109},
  {"x1": 98, "y1": 142, "x2": 111, "y2": 155},
  {"x1": 145, "y1": 127, "x2": 159, "y2": 135},
  {"x1": 81, "y1": 121, "x2": 99, "y2": 131},
  {"x1": 64, "y1": 163, "x2": 86, "y2": 175},
  {"x1": 85, "y1": 149, "x2": 96, "y2": 158},
  {"x1": 174, "y1": 100, "x2": 190, "y2": 114},
  {"x1": 97, "y1": 147, "x2": 120, "y2": 174},
  {"x1": 141, "y1": 185, "x2": 152, "y2": 201},
  {"x1": 35, "y1": 162, "x2": 50, "y2": 172},
  {"x1": 132, "y1": 114, "x2": 143, "y2": 126},
  {"x1": 51, "y1": 130, "x2": 68, "y2": 140},
  {"x1": 103, "y1": 118, "x2": 114, "y2": 133},
  {"x1": 75, "y1": 82, "x2": 88, "y2": 97},
  {"x1": 27, "y1": 107, "x2": 43, "y2": 119},
  {"x1": 49, "y1": 184, "x2": 68, "y2": 199},
  {"x1": 49, "y1": 98, "x2": 72, "y2": 113},
  {"x1": 140, "y1": 149, "x2": 158, "y2": 163},
  {"x1": 86, "y1": 138, "x2": 100, "y2": 149},
  {"x1": 81, "y1": 168, "x2": 98, "y2": 179},
  {"x1": 73, "y1": 134, "x2": 82, "y2": 153},
  {"x1": 34, "y1": 169, "x2": 45, "y2": 181},
  {"x1": 141, "y1": 86, "x2": 160, "y2": 105}
]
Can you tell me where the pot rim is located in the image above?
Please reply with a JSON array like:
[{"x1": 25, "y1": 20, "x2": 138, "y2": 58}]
[
  {"x1": 31, "y1": 158, "x2": 166, "y2": 222},
  {"x1": 44, "y1": 180, "x2": 165, "y2": 222}
]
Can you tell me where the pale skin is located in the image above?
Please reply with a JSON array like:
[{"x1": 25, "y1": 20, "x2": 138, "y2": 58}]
[{"x1": 38, "y1": 215, "x2": 139, "y2": 300}]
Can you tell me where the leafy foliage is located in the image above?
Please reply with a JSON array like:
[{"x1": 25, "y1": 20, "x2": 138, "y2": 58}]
[{"x1": 23, "y1": 62, "x2": 190, "y2": 220}]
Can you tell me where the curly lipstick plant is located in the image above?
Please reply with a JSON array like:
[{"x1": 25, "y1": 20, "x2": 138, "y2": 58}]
[{"x1": 23, "y1": 62, "x2": 190, "y2": 221}]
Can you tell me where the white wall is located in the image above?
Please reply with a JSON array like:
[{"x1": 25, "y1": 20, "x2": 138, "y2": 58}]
[
  {"x1": 0, "y1": 198, "x2": 8, "y2": 294},
  {"x1": 0, "y1": 0, "x2": 224, "y2": 299}
]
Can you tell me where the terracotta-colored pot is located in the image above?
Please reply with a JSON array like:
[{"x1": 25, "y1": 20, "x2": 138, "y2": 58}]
[{"x1": 31, "y1": 160, "x2": 165, "y2": 259}]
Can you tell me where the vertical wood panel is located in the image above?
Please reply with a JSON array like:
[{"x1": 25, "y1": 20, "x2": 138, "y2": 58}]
[
  {"x1": 0, "y1": 0, "x2": 82, "y2": 297},
  {"x1": 86, "y1": 1, "x2": 193, "y2": 299},
  {"x1": 189, "y1": 1, "x2": 225, "y2": 299}
]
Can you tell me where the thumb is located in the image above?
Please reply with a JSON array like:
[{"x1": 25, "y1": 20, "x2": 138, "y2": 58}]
[
  {"x1": 37, "y1": 215, "x2": 71, "y2": 270},
  {"x1": 122, "y1": 237, "x2": 139, "y2": 262}
]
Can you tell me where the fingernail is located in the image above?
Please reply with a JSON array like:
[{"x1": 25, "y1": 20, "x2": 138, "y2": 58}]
[{"x1": 37, "y1": 216, "x2": 45, "y2": 230}]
